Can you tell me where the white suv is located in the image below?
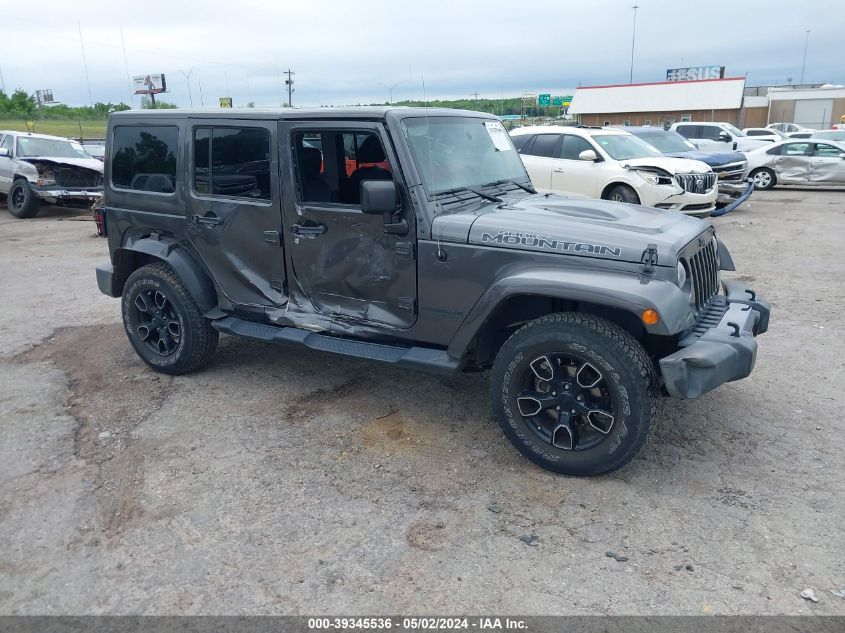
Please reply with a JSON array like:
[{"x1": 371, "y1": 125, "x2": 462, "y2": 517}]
[
  {"x1": 510, "y1": 126, "x2": 717, "y2": 214},
  {"x1": 671, "y1": 122, "x2": 770, "y2": 152}
]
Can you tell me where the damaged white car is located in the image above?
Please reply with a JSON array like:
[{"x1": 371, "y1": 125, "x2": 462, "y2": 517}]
[
  {"x1": 0, "y1": 131, "x2": 104, "y2": 218},
  {"x1": 511, "y1": 126, "x2": 717, "y2": 215}
]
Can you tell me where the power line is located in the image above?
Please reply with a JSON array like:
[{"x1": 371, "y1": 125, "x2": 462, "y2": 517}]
[{"x1": 78, "y1": 22, "x2": 95, "y2": 106}]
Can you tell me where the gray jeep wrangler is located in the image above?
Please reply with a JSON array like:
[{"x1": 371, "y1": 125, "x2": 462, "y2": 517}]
[{"x1": 95, "y1": 107, "x2": 769, "y2": 476}]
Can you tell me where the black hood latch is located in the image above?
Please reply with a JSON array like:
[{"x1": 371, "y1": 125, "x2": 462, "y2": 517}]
[{"x1": 639, "y1": 244, "x2": 659, "y2": 284}]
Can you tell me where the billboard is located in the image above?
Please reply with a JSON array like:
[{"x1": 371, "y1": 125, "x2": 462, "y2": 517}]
[
  {"x1": 219, "y1": 97, "x2": 233, "y2": 108},
  {"x1": 133, "y1": 74, "x2": 167, "y2": 95},
  {"x1": 666, "y1": 66, "x2": 725, "y2": 82}
]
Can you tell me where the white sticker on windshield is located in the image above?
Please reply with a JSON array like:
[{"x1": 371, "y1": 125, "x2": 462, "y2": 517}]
[{"x1": 485, "y1": 120, "x2": 513, "y2": 151}]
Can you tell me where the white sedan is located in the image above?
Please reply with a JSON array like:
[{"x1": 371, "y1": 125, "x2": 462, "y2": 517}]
[{"x1": 745, "y1": 139, "x2": 845, "y2": 189}]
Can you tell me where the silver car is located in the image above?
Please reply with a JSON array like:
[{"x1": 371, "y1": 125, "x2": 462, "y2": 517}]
[
  {"x1": 0, "y1": 130, "x2": 104, "y2": 218},
  {"x1": 744, "y1": 139, "x2": 845, "y2": 189}
]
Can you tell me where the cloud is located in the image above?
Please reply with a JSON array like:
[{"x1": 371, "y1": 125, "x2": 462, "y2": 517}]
[{"x1": 1, "y1": 0, "x2": 841, "y2": 108}]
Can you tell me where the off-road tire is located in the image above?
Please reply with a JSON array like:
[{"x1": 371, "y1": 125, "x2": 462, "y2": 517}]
[
  {"x1": 7, "y1": 179, "x2": 40, "y2": 218},
  {"x1": 490, "y1": 313, "x2": 658, "y2": 476},
  {"x1": 605, "y1": 184, "x2": 640, "y2": 205},
  {"x1": 750, "y1": 167, "x2": 776, "y2": 190},
  {"x1": 122, "y1": 262, "x2": 218, "y2": 375}
]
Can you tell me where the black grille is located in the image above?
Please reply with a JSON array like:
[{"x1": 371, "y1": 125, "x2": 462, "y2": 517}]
[
  {"x1": 675, "y1": 172, "x2": 716, "y2": 194},
  {"x1": 682, "y1": 232, "x2": 720, "y2": 311},
  {"x1": 56, "y1": 167, "x2": 103, "y2": 188}
]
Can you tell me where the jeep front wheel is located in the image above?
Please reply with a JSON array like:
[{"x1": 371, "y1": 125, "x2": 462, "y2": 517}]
[
  {"x1": 8, "y1": 179, "x2": 40, "y2": 218},
  {"x1": 122, "y1": 262, "x2": 218, "y2": 375},
  {"x1": 490, "y1": 313, "x2": 657, "y2": 476}
]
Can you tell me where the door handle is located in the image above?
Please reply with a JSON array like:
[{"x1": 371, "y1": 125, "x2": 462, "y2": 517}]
[
  {"x1": 290, "y1": 223, "x2": 327, "y2": 238},
  {"x1": 553, "y1": 168, "x2": 564, "y2": 173},
  {"x1": 191, "y1": 213, "x2": 222, "y2": 226}
]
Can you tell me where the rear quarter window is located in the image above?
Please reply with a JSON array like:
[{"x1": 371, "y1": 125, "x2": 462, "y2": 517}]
[{"x1": 111, "y1": 126, "x2": 179, "y2": 194}]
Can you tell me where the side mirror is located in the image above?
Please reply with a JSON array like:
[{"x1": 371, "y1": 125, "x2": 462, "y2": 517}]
[
  {"x1": 578, "y1": 149, "x2": 598, "y2": 162},
  {"x1": 360, "y1": 180, "x2": 397, "y2": 214},
  {"x1": 0, "y1": 148, "x2": 9, "y2": 158},
  {"x1": 719, "y1": 132, "x2": 732, "y2": 142}
]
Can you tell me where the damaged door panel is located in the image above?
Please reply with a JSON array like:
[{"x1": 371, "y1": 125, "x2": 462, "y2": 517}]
[
  {"x1": 186, "y1": 122, "x2": 287, "y2": 307},
  {"x1": 280, "y1": 121, "x2": 417, "y2": 329}
]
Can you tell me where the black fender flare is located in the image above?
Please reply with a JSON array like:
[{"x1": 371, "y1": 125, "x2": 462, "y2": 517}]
[
  {"x1": 446, "y1": 266, "x2": 694, "y2": 359},
  {"x1": 117, "y1": 235, "x2": 219, "y2": 314}
]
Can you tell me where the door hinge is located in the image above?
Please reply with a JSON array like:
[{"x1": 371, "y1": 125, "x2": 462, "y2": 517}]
[
  {"x1": 398, "y1": 297, "x2": 416, "y2": 312},
  {"x1": 264, "y1": 230, "x2": 281, "y2": 246},
  {"x1": 395, "y1": 241, "x2": 415, "y2": 257},
  {"x1": 639, "y1": 243, "x2": 658, "y2": 283}
]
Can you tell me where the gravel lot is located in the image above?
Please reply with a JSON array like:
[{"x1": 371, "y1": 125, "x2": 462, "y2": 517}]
[{"x1": 0, "y1": 191, "x2": 843, "y2": 615}]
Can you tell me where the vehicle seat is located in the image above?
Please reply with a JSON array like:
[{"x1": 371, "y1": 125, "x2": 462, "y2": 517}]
[
  {"x1": 299, "y1": 146, "x2": 333, "y2": 202},
  {"x1": 347, "y1": 136, "x2": 392, "y2": 204}
]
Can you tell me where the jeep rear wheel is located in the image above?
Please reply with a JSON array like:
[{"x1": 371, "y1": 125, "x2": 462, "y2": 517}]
[
  {"x1": 8, "y1": 179, "x2": 40, "y2": 218},
  {"x1": 490, "y1": 313, "x2": 658, "y2": 476},
  {"x1": 122, "y1": 262, "x2": 218, "y2": 375}
]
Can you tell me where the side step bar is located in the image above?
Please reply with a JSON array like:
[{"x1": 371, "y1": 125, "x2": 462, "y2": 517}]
[{"x1": 212, "y1": 316, "x2": 460, "y2": 376}]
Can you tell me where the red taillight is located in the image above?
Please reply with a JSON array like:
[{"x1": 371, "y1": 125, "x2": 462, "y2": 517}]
[{"x1": 94, "y1": 207, "x2": 107, "y2": 237}]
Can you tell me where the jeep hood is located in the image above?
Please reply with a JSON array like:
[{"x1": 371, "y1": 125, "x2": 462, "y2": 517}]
[
  {"x1": 20, "y1": 156, "x2": 104, "y2": 173},
  {"x1": 431, "y1": 194, "x2": 711, "y2": 266}
]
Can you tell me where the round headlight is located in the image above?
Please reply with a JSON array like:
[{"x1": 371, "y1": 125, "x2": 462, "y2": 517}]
[
  {"x1": 676, "y1": 261, "x2": 687, "y2": 287},
  {"x1": 677, "y1": 260, "x2": 693, "y2": 302}
]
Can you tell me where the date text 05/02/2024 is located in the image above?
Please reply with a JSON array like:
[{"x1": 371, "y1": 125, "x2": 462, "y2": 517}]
[{"x1": 307, "y1": 617, "x2": 528, "y2": 630}]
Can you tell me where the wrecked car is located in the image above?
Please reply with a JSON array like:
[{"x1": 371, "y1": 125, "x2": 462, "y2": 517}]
[
  {"x1": 511, "y1": 125, "x2": 718, "y2": 215},
  {"x1": 0, "y1": 131, "x2": 104, "y2": 218},
  {"x1": 95, "y1": 108, "x2": 769, "y2": 476}
]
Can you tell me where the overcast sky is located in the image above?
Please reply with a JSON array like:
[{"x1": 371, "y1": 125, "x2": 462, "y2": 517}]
[{"x1": 2, "y1": 0, "x2": 842, "y2": 109}]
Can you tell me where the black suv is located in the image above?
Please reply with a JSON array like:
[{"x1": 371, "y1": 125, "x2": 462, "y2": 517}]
[{"x1": 96, "y1": 108, "x2": 769, "y2": 475}]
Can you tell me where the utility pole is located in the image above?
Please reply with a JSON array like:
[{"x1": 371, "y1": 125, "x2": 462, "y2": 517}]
[
  {"x1": 120, "y1": 28, "x2": 134, "y2": 108},
  {"x1": 179, "y1": 68, "x2": 195, "y2": 107},
  {"x1": 284, "y1": 69, "x2": 295, "y2": 107},
  {"x1": 0, "y1": 66, "x2": 5, "y2": 94},
  {"x1": 379, "y1": 81, "x2": 401, "y2": 104},
  {"x1": 800, "y1": 30, "x2": 810, "y2": 85},
  {"x1": 629, "y1": 5, "x2": 639, "y2": 84},
  {"x1": 78, "y1": 22, "x2": 94, "y2": 106}
]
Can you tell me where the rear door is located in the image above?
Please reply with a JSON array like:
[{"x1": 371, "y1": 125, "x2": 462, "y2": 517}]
[
  {"x1": 772, "y1": 142, "x2": 811, "y2": 183},
  {"x1": 185, "y1": 120, "x2": 287, "y2": 307},
  {"x1": 808, "y1": 143, "x2": 845, "y2": 184},
  {"x1": 517, "y1": 133, "x2": 560, "y2": 192}
]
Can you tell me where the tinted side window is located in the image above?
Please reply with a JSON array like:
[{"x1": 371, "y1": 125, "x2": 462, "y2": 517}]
[
  {"x1": 559, "y1": 135, "x2": 594, "y2": 160},
  {"x1": 112, "y1": 126, "x2": 178, "y2": 193},
  {"x1": 526, "y1": 134, "x2": 560, "y2": 158},
  {"x1": 699, "y1": 126, "x2": 723, "y2": 141},
  {"x1": 813, "y1": 143, "x2": 842, "y2": 157},
  {"x1": 783, "y1": 143, "x2": 810, "y2": 156},
  {"x1": 766, "y1": 145, "x2": 783, "y2": 155},
  {"x1": 510, "y1": 134, "x2": 532, "y2": 152},
  {"x1": 746, "y1": 129, "x2": 765, "y2": 136},
  {"x1": 193, "y1": 127, "x2": 271, "y2": 200},
  {"x1": 675, "y1": 125, "x2": 699, "y2": 139}
]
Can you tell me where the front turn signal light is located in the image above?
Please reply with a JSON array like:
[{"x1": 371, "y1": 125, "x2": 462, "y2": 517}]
[{"x1": 642, "y1": 309, "x2": 660, "y2": 325}]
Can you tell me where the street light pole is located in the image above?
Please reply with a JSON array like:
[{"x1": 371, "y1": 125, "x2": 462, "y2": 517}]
[
  {"x1": 179, "y1": 68, "x2": 195, "y2": 107},
  {"x1": 379, "y1": 81, "x2": 402, "y2": 104},
  {"x1": 800, "y1": 30, "x2": 810, "y2": 85},
  {"x1": 629, "y1": 5, "x2": 639, "y2": 84}
]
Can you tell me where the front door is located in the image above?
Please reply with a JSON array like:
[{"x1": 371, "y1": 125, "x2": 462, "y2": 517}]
[
  {"x1": 186, "y1": 120, "x2": 286, "y2": 307},
  {"x1": 550, "y1": 134, "x2": 603, "y2": 197},
  {"x1": 808, "y1": 142, "x2": 845, "y2": 184},
  {"x1": 279, "y1": 121, "x2": 417, "y2": 329},
  {"x1": 773, "y1": 142, "x2": 811, "y2": 184},
  {"x1": 0, "y1": 134, "x2": 14, "y2": 193}
]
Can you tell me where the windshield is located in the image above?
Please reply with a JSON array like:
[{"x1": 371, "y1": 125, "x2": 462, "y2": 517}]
[
  {"x1": 401, "y1": 116, "x2": 529, "y2": 195},
  {"x1": 592, "y1": 133, "x2": 663, "y2": 160},
  {"x1": 637, "y1": 130, "x2": 696, "y2": 153},
  {"x1": 16, "y1": 136, "x2": 90, "y2": 159},
  {"x1": 723, "y1": 123, "x2": 745, "y2": 137},
  {"x1": 813, "y1": 130, "x2": 845, "y2": 141}
]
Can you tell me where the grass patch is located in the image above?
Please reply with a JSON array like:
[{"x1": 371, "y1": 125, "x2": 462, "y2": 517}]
[{"x1": 0, "y1": 119, "x2": 107, "y2": 138}]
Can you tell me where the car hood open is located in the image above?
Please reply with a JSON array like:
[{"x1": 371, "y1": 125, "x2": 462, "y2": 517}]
[
  {"x1": 20, "y1": 156, "x2": 104, "y2": 173},
  {"x1": 617, "y1": 156, "x2": 712, "y2": 175},
  {"x1": 432, "y1": 193, "x2": 710, "y2": 265}
]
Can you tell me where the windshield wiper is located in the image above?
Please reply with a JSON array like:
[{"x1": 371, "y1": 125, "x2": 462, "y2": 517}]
[
  {"x1": 483, "y1": 179, "x2": 537, "y2": 194},
  {"x1": 434, "y1": 186, "x2": 502, "y2": 203}
]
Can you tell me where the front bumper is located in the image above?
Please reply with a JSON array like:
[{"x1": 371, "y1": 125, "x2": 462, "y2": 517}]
[
  {"x1": 646, "y1": 187, "x2": 718, "y2": 216},
  {"x1": 33, "y1": 186, "x2": 102, "y2": 207},
  {"x1": 711, "y1": 179, "x2": 754, "y2": 217},
  {"x1": 659, "y1": 279, "x2": 770, "y2": 399}
]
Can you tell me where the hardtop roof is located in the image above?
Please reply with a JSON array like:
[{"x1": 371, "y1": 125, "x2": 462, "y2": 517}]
[{"x1": 108, "y1": 106, "x2": 498, "y2": 122}]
